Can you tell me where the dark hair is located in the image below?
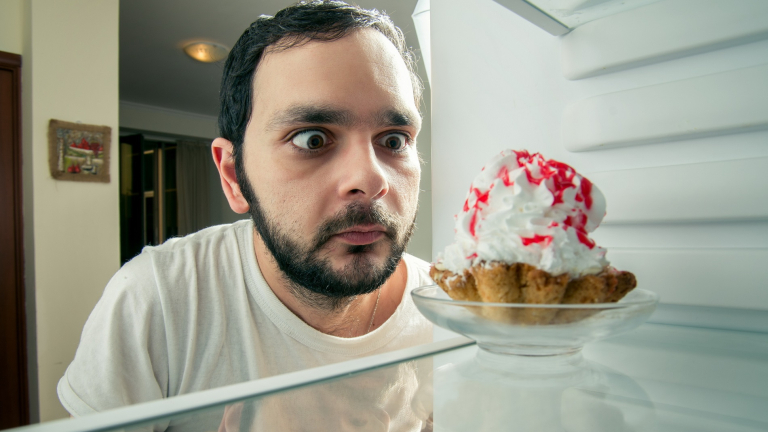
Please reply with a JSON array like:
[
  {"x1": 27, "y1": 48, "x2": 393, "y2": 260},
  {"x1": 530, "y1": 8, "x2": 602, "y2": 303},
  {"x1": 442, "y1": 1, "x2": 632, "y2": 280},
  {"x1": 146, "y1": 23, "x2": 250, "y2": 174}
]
[{"x1": 218, "y1": 0, "x2": 422, "y2": 169}]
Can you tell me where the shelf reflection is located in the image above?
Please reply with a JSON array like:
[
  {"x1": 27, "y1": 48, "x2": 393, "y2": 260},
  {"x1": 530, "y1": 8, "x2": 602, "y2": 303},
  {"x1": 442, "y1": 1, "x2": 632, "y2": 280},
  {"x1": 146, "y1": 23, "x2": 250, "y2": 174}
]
[
  {"x1": 420, "y1": 349, "x2": 656, "y2": 432},
  {"x1": 122, "y1": 347, "x2": 660, "y2": 431},
  {"x1": 126, "y1": 358, "x2": 434, "y2": 432}
]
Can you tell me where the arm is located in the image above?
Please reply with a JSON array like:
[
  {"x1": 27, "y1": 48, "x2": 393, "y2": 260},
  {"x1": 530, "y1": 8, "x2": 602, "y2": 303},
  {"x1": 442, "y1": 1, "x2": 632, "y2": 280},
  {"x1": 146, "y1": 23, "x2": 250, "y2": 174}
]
[{"x1": 58, "y1": 253, "x2": 170, "y2": 416}]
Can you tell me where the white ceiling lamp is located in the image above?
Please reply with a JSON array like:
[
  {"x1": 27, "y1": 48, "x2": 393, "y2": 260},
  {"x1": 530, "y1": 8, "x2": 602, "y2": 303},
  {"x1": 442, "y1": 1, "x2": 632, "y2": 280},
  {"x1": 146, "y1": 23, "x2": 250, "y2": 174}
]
[{"x1": 183, "y1": 42, "x2": 229, "y2": 63}]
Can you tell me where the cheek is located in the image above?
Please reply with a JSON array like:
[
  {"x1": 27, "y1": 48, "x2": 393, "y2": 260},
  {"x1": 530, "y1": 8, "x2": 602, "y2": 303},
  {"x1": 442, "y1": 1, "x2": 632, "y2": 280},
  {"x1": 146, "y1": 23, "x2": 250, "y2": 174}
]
[
  {"x1": 250, "y1": 170, "x2": 321, "y2": 233},
  {"x1": 245, "y1": 148, "x2": 321, "y2": 222},
  {"x1": 273, "y1": 188, "x2": 321, "y2": 228},
  {"x1": 250, "y1": 156, "x2": 333, "y2": 214},
  {"x1": 388, "y1": 159, "x2": 421, "y2": 216}
]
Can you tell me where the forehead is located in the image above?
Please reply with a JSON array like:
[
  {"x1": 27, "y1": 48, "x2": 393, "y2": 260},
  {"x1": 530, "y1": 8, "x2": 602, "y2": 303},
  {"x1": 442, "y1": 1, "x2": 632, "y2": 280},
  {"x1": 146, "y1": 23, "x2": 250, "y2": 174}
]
[{"x1": 251, "y1": 28, "x2": 420, "y2": 130}]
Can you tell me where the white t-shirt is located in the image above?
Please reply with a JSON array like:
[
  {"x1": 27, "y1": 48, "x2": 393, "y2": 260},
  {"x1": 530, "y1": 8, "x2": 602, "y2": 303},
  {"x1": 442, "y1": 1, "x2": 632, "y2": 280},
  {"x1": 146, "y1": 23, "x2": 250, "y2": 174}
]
[{"x1": 58, "y1": 220, "x2": 434, "y2": 431}]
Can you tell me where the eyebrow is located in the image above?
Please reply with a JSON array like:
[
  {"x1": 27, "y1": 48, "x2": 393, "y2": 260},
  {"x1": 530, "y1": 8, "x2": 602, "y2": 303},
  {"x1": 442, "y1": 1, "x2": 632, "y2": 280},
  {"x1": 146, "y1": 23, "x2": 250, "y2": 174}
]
[
  {"x1": 267, "y1": 105, "x2": 420, "y2": 131},
  {"x1": 374, "y1": 109, "x2": 419, "y2": 129},
  {"x1": 267, "y1": 105, "x2": 355, "y2": 130}
]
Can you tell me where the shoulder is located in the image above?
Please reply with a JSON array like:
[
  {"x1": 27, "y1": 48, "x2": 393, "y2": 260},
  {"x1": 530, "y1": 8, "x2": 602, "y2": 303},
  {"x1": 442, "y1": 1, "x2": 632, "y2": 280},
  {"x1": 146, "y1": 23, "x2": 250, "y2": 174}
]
[
  {"x1": 136, "y1": 221, "x2": 250, "y2": 273},
  {"x1": 87, "y1": 221, "x2": 254, "y2": 339},
  {"x1": 146, "y1": 220, "x2": 250, "y2": 255},
  {"x1": 403, "y1": 253, "x2": 431, "y2": 272},
  {"x1": 112, "y1": 220, "x2": 252, "y2": 307},
  {"x1": 402, "y1": 253, "x2": 434, "y2": 290}
]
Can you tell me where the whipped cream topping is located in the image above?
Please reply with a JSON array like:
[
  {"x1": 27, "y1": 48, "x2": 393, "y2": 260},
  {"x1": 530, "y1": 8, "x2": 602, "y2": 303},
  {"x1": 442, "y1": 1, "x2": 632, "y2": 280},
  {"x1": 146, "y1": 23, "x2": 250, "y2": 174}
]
[{"x1": 438, "y1": 150, "x2": 609, "y2": 278}]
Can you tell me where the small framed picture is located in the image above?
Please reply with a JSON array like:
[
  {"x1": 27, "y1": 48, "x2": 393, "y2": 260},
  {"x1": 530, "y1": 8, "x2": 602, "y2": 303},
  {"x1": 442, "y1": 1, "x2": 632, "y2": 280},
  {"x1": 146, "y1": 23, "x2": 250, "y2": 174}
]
[{"x1": 48, "y1": 119, "x2": 111, "y2": 183}]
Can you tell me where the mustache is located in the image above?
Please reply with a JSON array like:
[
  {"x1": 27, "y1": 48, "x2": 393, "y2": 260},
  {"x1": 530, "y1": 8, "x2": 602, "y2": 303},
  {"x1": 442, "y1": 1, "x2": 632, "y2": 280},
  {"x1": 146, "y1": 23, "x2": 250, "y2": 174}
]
[{"x1": 312, "y1": 202, "x2": 398, "y2": 250}]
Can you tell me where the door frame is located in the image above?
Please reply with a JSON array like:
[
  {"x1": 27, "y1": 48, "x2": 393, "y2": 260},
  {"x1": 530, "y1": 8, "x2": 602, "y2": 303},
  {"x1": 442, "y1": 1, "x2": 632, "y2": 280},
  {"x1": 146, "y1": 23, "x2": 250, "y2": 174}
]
[{"x1": 0, "y1": 50, "x2": 30, "y2": 427}]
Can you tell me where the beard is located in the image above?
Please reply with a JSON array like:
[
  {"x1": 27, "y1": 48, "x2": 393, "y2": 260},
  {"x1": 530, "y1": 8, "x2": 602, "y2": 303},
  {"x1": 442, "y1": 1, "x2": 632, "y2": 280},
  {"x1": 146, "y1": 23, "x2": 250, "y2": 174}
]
[{"x1": 237, "y1": 170, "x2": 416, "y2": 311}]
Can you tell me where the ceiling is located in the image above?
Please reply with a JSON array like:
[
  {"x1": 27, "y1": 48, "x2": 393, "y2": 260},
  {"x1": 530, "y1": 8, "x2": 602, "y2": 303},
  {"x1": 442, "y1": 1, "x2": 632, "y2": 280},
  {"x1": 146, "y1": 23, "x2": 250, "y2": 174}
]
[{"x1": 119, "y1": 0, "x2": 425, "y2": 118}]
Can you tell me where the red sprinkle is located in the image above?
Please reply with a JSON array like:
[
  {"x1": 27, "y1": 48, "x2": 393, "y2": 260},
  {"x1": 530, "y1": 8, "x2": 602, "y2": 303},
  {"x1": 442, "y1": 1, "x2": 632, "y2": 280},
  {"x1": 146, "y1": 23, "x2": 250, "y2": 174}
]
[{"x1": 466, "y1": 252, "x2": 478, "y2": 260}]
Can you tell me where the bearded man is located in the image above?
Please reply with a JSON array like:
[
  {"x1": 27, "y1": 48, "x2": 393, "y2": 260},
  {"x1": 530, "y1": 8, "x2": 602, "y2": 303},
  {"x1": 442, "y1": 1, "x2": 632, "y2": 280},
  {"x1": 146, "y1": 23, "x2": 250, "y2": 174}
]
[{"x1": 58, "y1": 1, "x2": 433, "y2": 429}]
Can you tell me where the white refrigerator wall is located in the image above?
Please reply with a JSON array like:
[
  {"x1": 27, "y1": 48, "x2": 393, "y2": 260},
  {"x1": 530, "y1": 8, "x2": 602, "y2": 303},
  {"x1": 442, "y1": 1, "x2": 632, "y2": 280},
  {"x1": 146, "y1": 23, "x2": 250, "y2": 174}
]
[{"x1": 431, "y1": 0, "x2": 768, "y2": 310}]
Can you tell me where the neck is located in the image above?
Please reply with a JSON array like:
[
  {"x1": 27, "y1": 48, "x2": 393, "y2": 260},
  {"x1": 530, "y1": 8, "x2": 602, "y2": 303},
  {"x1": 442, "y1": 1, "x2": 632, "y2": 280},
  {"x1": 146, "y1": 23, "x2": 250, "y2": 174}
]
[{"x1": 253, "y1": 230, "x2": 407, "y2": 337}]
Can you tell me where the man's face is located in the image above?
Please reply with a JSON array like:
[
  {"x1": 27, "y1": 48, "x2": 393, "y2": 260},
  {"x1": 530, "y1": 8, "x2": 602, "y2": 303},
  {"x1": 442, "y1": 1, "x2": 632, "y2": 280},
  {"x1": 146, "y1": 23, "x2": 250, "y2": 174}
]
[{"x1": 239, "y1": 29, "x2": 422, "y2": 302}]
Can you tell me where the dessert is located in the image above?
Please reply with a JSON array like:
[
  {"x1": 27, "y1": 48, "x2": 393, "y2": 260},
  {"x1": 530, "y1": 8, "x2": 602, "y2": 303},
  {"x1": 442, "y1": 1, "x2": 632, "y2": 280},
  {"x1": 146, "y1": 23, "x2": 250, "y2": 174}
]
[{"x1": 430, "y1": 150, "x2": 636, "y2": 324}]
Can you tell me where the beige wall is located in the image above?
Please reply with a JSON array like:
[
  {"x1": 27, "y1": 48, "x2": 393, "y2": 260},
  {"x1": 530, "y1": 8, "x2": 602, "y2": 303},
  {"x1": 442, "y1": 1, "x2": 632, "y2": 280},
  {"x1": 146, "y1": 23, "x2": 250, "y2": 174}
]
[
  {"x1": 21, "y1": 0, "x2": 120, "y2": 421},
  {"x1": 0, "y1": 0, "x2": 24, "y2": 55}
]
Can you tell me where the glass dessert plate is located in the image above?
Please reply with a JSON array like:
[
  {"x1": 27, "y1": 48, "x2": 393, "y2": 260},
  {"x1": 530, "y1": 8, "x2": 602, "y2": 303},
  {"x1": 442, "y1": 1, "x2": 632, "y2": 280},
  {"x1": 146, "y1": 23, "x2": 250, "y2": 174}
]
[{"x1": 412, "y1": 285, "x2": 659, "y2": 357}]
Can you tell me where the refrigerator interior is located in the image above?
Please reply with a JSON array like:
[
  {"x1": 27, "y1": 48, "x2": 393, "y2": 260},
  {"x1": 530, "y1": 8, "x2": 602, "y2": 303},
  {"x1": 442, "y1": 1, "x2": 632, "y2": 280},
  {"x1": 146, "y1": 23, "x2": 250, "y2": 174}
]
[{"x1": 426, "y1": 0, "x2": 768, "y2": 331}]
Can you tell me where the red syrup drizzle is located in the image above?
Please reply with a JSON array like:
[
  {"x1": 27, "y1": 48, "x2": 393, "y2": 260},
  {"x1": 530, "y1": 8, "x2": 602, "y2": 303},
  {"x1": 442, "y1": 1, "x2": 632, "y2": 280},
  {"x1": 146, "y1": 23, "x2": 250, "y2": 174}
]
[
  {"x1": 463, "y1": 151, "x2": 598, "y2": 251},
  {"x1": 506, "y1": 151, "x2": 598, "y2": 249},
  {"x1": 464, "y1": 183, "x2": 496, "y2": 237},
  {"x1": 563, "y1": 213, "x2": 594, "y2": 249},
  {"x1": 468, "y1": 209, "x2": 479, "y2": 237},
  {"x1": 576, "y1": 231, "x2": 596, "y2": 249},
  {"x1": 511, "y1": 152, "x2": 581, "y2": 202},
  {"x1": 474, "y1": 186, "x2": 491, "y2": 205},
  {"x1": 521, "y1": 234, "x2": 553, "y2": 247},
  {"x1": 497, "y1": 166, "x2": 514, "y2": 187},
  {"x1": 580, "y1": 177, "x2": 593, "y2": 210}
]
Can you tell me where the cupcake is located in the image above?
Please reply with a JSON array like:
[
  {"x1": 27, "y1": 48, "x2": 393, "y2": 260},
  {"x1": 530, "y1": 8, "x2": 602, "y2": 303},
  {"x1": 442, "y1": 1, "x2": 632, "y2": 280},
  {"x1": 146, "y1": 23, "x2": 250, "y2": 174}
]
[{"x1": 430, "y1": 150, "x2": 636, "y2": 324}]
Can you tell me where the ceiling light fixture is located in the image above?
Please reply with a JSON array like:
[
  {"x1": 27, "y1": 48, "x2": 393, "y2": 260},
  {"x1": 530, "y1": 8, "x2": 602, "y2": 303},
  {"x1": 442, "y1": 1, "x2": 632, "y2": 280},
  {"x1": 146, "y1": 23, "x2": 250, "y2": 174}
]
[{"x1": 183, "y1": 42, "x2": 229, "y2": 63}]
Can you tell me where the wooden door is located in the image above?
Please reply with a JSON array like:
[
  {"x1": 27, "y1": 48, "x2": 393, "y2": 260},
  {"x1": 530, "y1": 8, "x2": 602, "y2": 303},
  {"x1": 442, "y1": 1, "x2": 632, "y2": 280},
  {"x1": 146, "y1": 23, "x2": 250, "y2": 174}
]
[{"x1": 0, "y1": 50, "x2": 29, "y2": 428}]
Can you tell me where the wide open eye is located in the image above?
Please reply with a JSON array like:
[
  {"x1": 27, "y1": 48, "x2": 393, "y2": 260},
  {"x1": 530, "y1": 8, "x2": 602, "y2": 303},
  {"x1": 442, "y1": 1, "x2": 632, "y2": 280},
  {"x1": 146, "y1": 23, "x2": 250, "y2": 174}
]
[
  {"x1": 291, "y1": 130, "x2": 329, "y2": 150},
  {"x1": 379, "y1": 133, "x2": 408, "y2": 151}
]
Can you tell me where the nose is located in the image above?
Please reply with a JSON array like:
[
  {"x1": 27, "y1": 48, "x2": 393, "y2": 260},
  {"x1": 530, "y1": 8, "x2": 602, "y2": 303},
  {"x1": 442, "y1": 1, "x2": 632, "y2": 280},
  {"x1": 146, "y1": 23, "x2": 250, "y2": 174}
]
[{"x1": 336, "y1": 139, "x2": 389, "y2": 202}]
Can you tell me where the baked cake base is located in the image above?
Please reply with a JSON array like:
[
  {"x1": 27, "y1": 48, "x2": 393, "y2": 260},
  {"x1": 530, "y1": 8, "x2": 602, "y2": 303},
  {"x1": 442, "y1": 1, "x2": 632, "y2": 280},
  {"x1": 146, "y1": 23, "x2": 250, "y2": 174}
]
[{"x1": 429, "y1": 262, "x2": 637, "y2": 325}]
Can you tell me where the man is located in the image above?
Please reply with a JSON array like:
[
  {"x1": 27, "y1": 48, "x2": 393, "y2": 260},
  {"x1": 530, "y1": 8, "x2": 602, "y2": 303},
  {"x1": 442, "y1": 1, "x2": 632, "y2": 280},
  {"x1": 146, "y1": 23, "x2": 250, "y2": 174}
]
[{"x1": 58, "y1": 1, "x2": 432, "y2": 430}]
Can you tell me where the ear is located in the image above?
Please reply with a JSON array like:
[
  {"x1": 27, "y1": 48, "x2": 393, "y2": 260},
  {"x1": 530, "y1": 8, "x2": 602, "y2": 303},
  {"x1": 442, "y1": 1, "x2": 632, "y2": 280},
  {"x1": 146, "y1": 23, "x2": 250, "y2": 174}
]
[{"x1": 211, "y1": 138, "x2": 250, "y2": 214}]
